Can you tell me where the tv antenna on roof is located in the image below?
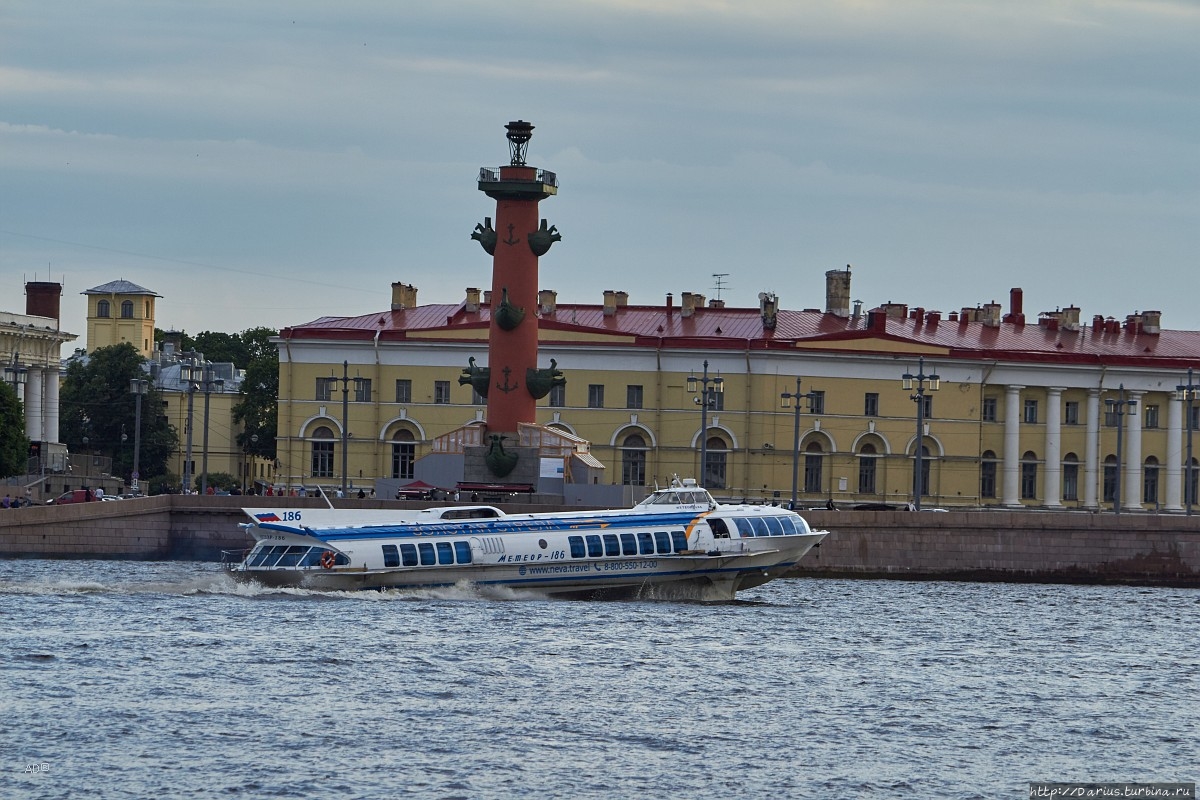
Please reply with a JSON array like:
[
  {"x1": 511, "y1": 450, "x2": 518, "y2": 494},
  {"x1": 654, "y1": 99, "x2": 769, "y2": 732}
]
[{"x1": 712, "y1": 273, "x2": 730, "y2": 301}]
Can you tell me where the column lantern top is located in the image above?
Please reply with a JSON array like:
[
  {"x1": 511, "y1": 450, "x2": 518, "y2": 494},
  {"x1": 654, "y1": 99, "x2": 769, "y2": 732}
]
[{"x1": 505, "y1": 120, "x2": 534, "y2": 166}]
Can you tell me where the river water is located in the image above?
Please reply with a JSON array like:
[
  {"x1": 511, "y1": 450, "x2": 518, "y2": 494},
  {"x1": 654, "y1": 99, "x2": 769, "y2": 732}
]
[{"x1": 1, "y1": 560, "x2": 1196, "y2": 799}]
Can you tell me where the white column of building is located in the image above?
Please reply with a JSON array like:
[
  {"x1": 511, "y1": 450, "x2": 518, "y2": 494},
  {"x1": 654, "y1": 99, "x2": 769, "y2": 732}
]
[
  {"x1": 1164, "y1": 396, "x2": 1183, "y2": 511},
  {"x1": 1003, "y1": 385, "x2": 1023, "y2": 506},
  {"x1": 24, "y1": 366, "x2": 44, "y2": 441},
  {"x1": 1123, "y1": 391, "x2": 1144, "y2": 511},
  {"x1": 1043, "y1": 387, "x2": 1064, "y2": 508},
  {"x1": 43, "y1": 365, "x2": 61, "y2": 444},
  {"x1": 1084, "y1": 389, "x2": 1101, "y2": 509}
]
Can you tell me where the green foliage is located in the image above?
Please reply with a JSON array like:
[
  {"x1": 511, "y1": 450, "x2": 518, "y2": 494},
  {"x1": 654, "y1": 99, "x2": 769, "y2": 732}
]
[
  {"x1": 60, "y1": 343, "x2": 179, "y2": 482},
  {"x1": 233, "y1": 331, "x2": 279, "y2": 461},
  {"x1": 196, "y1": 471, "x2": 238, "y2": 492},
  {"x1": 0, "y1": 382, "x2": 30, "y2": 478}
]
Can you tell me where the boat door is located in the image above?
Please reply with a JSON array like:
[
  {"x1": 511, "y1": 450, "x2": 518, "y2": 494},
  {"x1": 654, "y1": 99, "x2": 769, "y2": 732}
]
[{"x1": 470, "y1": 536, "x2": 505, "y2": 562}]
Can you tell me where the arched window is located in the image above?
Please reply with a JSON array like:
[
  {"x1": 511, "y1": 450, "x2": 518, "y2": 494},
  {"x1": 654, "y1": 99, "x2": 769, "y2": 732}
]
[
  {"x1": 391, "y1": 429, "x2": 415, "y2": 480},
  {"x1": 1020, "y1": 450, "x2": 1038, "y2": 500},
  {"x1": 1143, "y1": 456, "x2": 1159, "y2": 505},
  {"x1": 1103, "y1": 455, "x2": 1118, "y2": 503},
  {"x1": 980, "y1": 450, "x2": 998, "y2": 499},
  {"x1": 703, "y1": 436, "x2": 728, "y2": 490},
  {"x1": 804, "y1": 441, "x2": 824, "y2": 494},
  {"x1": 311, "y1": 425, "x2": 335, "y2": 478},
  {"x1": 620, "y1": 433, "x2": 647, "y2": 486},
  {"x1": 96, "y1": 300, "x2": 110, "y2": 318},
  {"x1": 858, "y1": 443, "x2": 878, "y2": 495},
  {"x1": 121, "y1": 300, "x2": 134, "y2": 318},
  {"x1": 1062, "y1": 453, "x2": 1080, "y2": 502}
]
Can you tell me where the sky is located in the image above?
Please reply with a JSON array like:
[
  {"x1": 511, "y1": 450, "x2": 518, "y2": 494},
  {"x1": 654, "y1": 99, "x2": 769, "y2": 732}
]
[{"x1": 2, "y1": 0, "x2": 1197, "y2": 342}]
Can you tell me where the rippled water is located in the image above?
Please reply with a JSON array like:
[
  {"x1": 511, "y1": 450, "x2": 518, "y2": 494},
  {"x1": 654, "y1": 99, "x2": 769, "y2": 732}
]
[{"x1": 2, "y1": 560, "x2": 1197, "y2": 799}]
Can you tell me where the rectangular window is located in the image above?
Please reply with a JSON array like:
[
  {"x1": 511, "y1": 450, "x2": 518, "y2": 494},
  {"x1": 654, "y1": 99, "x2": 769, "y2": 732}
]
[
  {"x1": 400, "y1": 544, "x2": 418, "y2": 567},
  {"x1": 1063, "y1": 462, "x2": 1079, "y2": 501},
  {"x1": 568, "y1": 536, "x2": 585, "y2": 558},
  {"x1": 548, "y1": 384, "x2": 565, "y2": 407},
  {"x1": 585, "y1": 535, "x2": 603, "y2": 557},
  {"x1": 418, "y1": 543, "x2": 436, "y2": 566},
  {"x1": 354, "y1": 378, "x2": 372, "y2": 403},
  {"x1": 982, "y1": 397, "x2": 997, "y2": 422},
  {"x1": 626, "y1": 385, "x2": 643, "y2": 409},
  {"x1": 315, "y1": 377, "x2": 334, "y2": 402},
  {"x1": 436, "y1": 542, "x2": 454, "y2": 565},
  {"x1": 392, "y1": 443, "x2": 415, "y2": 480},
  {"x1": 1143, "y1": 466, "x2": 1159, "y2": 504},
  {"x1": 395, "y1": 379, "x2": 412, "y2": 404},
  {"x1": 809, "y1": 391, "x2": 825, "y2": 415},
  {"x1": 1021, "y1": 461, "x2": 1037, "y2": 500},
  {"x1": 1145, "y1": 404, "x2": 1160, "y2": 429},
  {"x1": 1064, "y1": 401, "x2": 1080, "y2": 426},
  {"x1": 434, "y1": 380, "x2": 451, "y2": 404},
  {"x1": 588, "y1": 384, "x2": 605, "y2": 408},
  {"x1": 1024, "y1": 399, "x2": 1038, "y2": 424},
  {"x1": 670, "y1": 531, "x2": 688, "y2": 552},
  {"x1": 921, "y1": 394, "x2": 933, "y2": 418},
  {"x1": 311, "y1": 442, "x2": 333, "y2": 478},
  {"x1": 863, "y1": 392, "x2": 879, "y2": 417},
  {"x1": 981, "y1": 460, "x2": 997, "y2": 498},
  {"x1": 620, "y1": 533, "x2": 637, "y2": 556},
  {"x1": 602, "y1": 534, "x2": 621, "y2": 557},
  {"x1": 453, "y1": 541, "x2": 472, "y2": 564},
  {"x1": 382, "y1": 545, "x2": 400, "y2": 568},
  {"x1": 654, "y1": 531, "x2": 671, "y2": 554},
  {"x1": 637, "y1": 532, "x2": 655, "y2": 555}
]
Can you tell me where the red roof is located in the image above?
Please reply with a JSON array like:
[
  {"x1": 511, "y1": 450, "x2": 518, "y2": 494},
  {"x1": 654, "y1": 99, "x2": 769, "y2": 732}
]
[{"x1": 280, "y1": 302, "x2": 1200, "y2": 368}]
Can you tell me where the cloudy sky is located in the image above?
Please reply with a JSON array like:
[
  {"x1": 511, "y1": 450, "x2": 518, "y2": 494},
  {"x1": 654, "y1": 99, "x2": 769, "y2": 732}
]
[{"x1": 2, "y1": 0, "x2": 1196, "y2": 341}]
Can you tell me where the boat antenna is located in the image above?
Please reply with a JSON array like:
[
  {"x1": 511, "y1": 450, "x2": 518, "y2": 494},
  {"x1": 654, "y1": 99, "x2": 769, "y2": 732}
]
[{"x1": 317, "y1": 486, "x2": 335, "y2": 510}]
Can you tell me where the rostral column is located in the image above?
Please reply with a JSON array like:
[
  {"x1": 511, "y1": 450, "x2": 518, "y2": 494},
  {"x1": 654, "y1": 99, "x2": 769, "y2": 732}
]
[{"x1": 464, "y1": 120, "x2": 562, "y2": 480}]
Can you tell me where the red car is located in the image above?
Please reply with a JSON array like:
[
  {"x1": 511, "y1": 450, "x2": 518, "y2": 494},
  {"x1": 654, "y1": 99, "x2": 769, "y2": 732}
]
[{"x1": 47, "y1": 489, "x2": 98, "y2": 505}]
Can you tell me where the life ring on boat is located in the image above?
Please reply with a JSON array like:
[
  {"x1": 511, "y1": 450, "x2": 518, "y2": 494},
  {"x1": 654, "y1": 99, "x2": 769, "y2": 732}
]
[{"x1": 320, "y1": 550, "x2": 337, "y2": 569}]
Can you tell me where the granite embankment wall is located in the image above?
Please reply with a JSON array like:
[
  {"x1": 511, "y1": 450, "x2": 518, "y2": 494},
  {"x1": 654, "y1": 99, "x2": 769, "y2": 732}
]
[
  {"x1": 1, "y1": 498, "x2": 1199, "y2": 586},
  {"x1": 793, "y1": 508, "x2": 1200, "y2": 586}
]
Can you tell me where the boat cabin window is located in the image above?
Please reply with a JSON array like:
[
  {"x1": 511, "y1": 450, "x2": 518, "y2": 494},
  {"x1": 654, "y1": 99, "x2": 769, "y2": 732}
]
[
  {"x1": 569, "y1": 536, "x2": 586, "y2": 558},
  {"x1": 734, "y1": 518, "x2": 754, "y2": 538},
  {"x1": 708, "y1": 519, "x2": 730, "y2": 539},
  {"x1": 764, "y1": 517, "x2": 785, "y2": 536},
  {"x1": 603, "y1": 534, "x2": 621, "y2": 557},
  {"x1": 418, "y1": 543, "x2": 436, "y2": 566},
  {"x1": 749, "y1": 518, "x2": 770, "y2": 537},
  {"x1": 249, "y1": 545, "x2": 282, "y2": 567},
  {"x1": 436, "y1": 542, "x2": 454, "y2": 565},
  {"x1": 382, "y1": 545, "x2": 401, "y2": 568},
  {"x1": 671, "y1": 531, "x2": 688, "y2": 551},
  {"x1": 454, "y1": 541, "x2": 472, "y2": 564},
  {"x1": 653, "y1": 531, "x2": 671, "y2": 554},
  {"x1": 275, "y1": 545, "x2": 308, "y2": 567},
  {"x1": 637, "y1": 532, "x2": 655, "y2": 555},
  {"x1": 620, "y1": 533, "x2": 637, "y2": 556},
  {"x1": 585, "y1": 535, "x2": 603, "y2": 558},
  {"x1": 400, "y1": 543, "x2": 418, "y2": 566}
]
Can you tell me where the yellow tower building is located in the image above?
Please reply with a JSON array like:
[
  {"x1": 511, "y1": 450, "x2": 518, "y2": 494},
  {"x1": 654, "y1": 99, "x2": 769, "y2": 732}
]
[{"x1": 82, "y1": 280, "x2": 159, "y2": 358}]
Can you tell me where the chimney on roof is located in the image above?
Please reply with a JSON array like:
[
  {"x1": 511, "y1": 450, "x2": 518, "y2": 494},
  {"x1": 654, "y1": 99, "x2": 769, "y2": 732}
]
[
  {"x1": 681, "y1": 292, "x2": 697, "y2": 318},
  {"x1": 465, "y1": 287, "x2": 481, "y2": 313},
  {"x1": 538, "y1": 289, "x2": 557, "y2": 315},
  {"x1": 981, "y1": 302, "x2": 1002, "y2": 328},
  {"x1": 882, "y1": 301, "x2": 908, "y2": 319},
  {"x1": 1142, "y1": 310, "x2": 1161, "y2": 335},
  {"x1": 825, "y1": 266, "x2": 852, "y2": 317},
  {"x1": 759, "y1": 292, "x2": 778, "y2": 330},
  {"x1": 391, "y1": 282, "x2": 417, "y2": 310},
  {"x1": 1062, "y1": 306, "x2": 1081, "y2": 332},
  {"x1": 484, "y1": 289, "x2": 492, "y2": 305},
  {"x1": 926, "y1": 310, "x2": 940, "y2": 328},
  {"x1": 25, "y1": 281, "x2": 63, "y2": 323},
  {"x1": 603, "y1": 290, "x2": 617, "y2": 317},
  {"x1": 1004, "y1": 288, "x2": 1026, "y2": 325},
  {"x1": 1125, "y1": 312, "x2": 1143, "y2": 334},
  {"x1": 614, "y1": 291, "x2": 628, "y2": 308},
  {"x1": 852, "y1": 299, "x2": 863, "y2": 320},
  {"x1": 709, "y1": 298, "x2": 725, "y2": 309}
]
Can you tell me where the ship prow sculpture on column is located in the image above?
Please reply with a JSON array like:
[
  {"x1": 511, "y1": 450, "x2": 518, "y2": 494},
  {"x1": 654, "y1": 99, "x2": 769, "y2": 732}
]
[{"x1": 460, "y1": 120, "x2": 566, "y2": 488}]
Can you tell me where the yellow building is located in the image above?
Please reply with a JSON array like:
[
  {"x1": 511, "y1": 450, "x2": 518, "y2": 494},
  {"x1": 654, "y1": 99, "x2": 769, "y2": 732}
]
[
  {"x1": 273, "y1": 273, "x2": 1200, "y2": 510},
  {"x1": 83, "y1": 279, "x2": 159, "y2": 358}
]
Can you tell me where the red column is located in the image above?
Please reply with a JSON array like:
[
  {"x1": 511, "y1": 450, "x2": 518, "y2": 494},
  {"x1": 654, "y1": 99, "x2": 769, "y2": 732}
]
[{"x1": 485, "y1": 166, "x2": 543, "y2": 435}]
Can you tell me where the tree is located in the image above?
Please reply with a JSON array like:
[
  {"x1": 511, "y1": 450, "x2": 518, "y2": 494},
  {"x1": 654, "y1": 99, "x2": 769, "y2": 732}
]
[
  {"x1": 192, "y1": 331, "x2": 248, "y2": 369},
  {"x1": 233, "y1": 340, "x2": 278, "y2": 461},
  {"x1": 0, "y1": 383, "x2": 29, "y2": 478},
  {"x1": 60, "y1": 343, "x2": 179, "y2": 483}
]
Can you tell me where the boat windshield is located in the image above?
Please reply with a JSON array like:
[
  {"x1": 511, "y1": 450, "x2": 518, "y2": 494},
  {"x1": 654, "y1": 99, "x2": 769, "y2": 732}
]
[{"x1": 637, "y1": 489, "x2": 712, "y2": 507}]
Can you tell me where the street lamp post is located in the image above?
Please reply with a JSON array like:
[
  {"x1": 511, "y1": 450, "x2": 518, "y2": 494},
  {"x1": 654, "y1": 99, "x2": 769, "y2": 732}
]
[
  {"x1": 780, "y1": 377, "x2": 821, "y2": 510},
  {"x1": 1178, "y1": 368, "x2": 1199, "y2": 516},
  {"x1": 332, "y1": 361, "x2": 365, "y2": 498},
  {"x1": 198, "y1": 363, "x2": 224, "y2": 495},
  {"x1": 1106, "y1": 384, "x2": 1137, "y2": 515},
  {"x1": 182, "y1": 361, "x2": 198, "y2": 494},
  {"x1": 129, "y1": 378, "x2": 147, "y2": 495},
  {"x1": 901, "y1": 357, "x2": 940, "y2": 511},
  {"x1": 686, "y1": 360, "x2": 724, "y2": 488}
]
